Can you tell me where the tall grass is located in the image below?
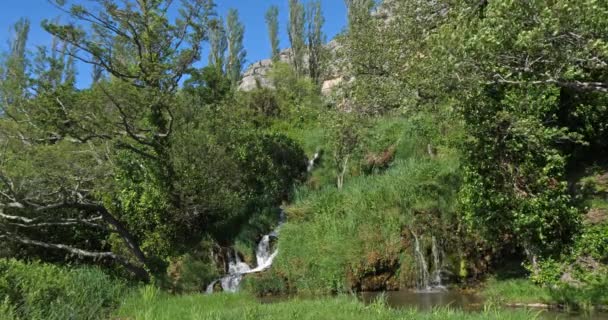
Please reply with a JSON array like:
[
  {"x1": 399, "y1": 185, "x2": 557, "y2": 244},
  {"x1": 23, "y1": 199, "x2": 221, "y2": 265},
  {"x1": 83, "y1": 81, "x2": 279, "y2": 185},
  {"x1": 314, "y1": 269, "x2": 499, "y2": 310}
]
[
  {"x1": 483, "y1": 279, "x2": 553, "y2": 305},
  {"x1": 273, "y1": 156, "x2": 460, "y2": 292},
  {"x1": 116, "y1": 289, "x2": 537, "y2": 320},
  {"x1": 0, "y1": 259, "x2": 126, "y2": 320},
  {"x1": 265, "y1": 113, "x2": 462, "y2": 293},
  {"x1": 483, "y1": 278, "x2": 608, "y2": 311}
]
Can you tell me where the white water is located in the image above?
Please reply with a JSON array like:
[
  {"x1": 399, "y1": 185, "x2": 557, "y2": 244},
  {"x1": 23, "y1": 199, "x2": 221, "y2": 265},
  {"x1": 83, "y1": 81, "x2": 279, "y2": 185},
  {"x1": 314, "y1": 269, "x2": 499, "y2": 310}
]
[
  {"x1": 412, "y1": 232, "x2": 446, "y2": 292},
  {"x1": 307, "y1": 150, "x2": 321, "y2": 172},
  {"x1": 412, "y1": 232, "x2": 430, "y2": 291},
  {"x1": 207, "y1": 210, "x2": 284, "y2": 293}
]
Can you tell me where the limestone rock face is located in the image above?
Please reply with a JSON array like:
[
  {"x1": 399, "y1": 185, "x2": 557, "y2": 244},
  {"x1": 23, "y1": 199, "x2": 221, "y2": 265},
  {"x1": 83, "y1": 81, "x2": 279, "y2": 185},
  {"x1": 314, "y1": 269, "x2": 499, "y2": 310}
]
[
  {"x1": 238, "y1": 48, "x2": 293, "y2": 92},
  {"x1": 238, "y1": 1, "x2": 395, "y2": 95},
  {"x1": 321, "y1": 77, "x2": 344, "y2": 96},
  {"x1": 238, "y1": 59, "x2": 274, "y2": 92},
  {"x1": 238, "y1": 40, "x2": 345, "y2": 95}
]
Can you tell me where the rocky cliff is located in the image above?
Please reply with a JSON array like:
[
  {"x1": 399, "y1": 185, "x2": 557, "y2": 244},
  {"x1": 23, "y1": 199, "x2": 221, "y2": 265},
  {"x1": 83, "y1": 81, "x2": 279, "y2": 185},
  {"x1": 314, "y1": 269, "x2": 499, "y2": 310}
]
[
  {"x1": 237, "y1": 1, "x2": 397, "y2": 96},
  {"x1": 238, "y1": 39, "x2": 346, "y2": 95}
]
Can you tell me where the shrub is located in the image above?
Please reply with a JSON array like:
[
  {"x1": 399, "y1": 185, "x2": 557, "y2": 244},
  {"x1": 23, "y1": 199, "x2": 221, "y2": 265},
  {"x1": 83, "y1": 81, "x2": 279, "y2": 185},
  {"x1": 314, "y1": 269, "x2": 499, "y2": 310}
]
[{"x1": 0, "y1": 259, "x2": 126, "y2": 320}]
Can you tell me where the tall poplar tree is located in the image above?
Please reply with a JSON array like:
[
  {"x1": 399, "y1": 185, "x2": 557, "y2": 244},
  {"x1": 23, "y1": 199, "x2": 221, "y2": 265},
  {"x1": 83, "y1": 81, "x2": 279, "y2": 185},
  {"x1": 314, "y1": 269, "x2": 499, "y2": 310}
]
[
  {"x1": 306, "y1": 1, "x2": 324, "y2": 84},
  {"x1": 226, "y1": 9, "x2": 246, "y2": 85},
  {"x1": 265, "y1": 6, "x2": 280, "y2": 62},
  {"x1": 208, "y1": 17, "x2": 227, "y2": 70},
  {"x1": 1, "y1": 18, "x2": 30, "y2": 108},
  {"x1": 288, "y1": 0, "x2": 305, "y2": 75}
]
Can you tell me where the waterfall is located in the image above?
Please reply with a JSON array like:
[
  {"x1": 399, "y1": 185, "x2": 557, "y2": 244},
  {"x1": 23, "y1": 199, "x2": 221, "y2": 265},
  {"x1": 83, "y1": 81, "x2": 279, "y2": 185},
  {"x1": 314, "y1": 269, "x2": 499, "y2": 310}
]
[
  {"x1": 307, "y1": 150, "x2": 322, "y2": 172},
  {"x1": 412, "y1": 232, "x2": 430, "y2": 290},
  {"x1": 205, "y1": 280, "x2": 217, "y2": 294},
  {"x1": 412, "y1": 232, "x2": 446, "y2": 292},
  {"x1": 430, "y1": 236, "x2": 445, "y2": 290},
  {"x1": 207, "y1": 210, "x2": 284, "y2": 293}
]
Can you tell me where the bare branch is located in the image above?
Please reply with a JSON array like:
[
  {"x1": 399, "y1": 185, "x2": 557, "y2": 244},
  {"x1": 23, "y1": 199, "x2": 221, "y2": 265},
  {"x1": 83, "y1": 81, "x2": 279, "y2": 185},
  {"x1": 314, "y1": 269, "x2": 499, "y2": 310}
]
[
  {"x1": 0, "y1": 231, "x2": 117, "y2": 259},
  {"x1": 0, "y1": 230, "x2": 149, "y2": 280},
  {"x1": 490, "y1": 75, "x2": 608, "y2": 93},
  {"x1": 0, "y1": 211, "x2": 106, "y2": 229}
]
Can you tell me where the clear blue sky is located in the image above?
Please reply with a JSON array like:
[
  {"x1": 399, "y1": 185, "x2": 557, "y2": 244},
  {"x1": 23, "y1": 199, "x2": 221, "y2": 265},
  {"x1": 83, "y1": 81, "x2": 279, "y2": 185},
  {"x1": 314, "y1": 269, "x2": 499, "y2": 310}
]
[{"x1": 0, "y1": 0, "x2": 347, "y2": 88}]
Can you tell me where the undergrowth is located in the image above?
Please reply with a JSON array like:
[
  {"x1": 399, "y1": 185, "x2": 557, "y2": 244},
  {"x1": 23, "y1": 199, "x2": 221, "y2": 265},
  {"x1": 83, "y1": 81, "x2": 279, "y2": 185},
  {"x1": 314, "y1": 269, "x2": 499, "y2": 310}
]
[{"x1": 116, "y1": 287, "x2": 537, "y2": 320}]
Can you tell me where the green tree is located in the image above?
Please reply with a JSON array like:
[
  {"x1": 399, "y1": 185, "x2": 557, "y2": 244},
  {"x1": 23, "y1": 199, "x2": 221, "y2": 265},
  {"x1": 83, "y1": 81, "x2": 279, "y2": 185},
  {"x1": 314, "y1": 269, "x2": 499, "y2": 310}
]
[
  {"x1": 208, "y1": 17, "x2": 227, "y2": 71},
  {"x1": 1, "y1": 0, "x2": 217, "y2": 281},
  {"x1": 265, "y1": 6, "x2": 280, "y2": 62},
  {"x1": 226, "y1": 9, "x2": 246, "y2": 86},
  {"x1": 287, "y1": 0, "x2": 305, "y2": 75},
  {"x1": 344, "y1": 0, "x2": 374, "y2": 28},
  {"x1": 306, "y1": 0, "x2": 325, "y2": 85},
  {"x1": 1, "y1": 18, "x2": 30, "y2": 106},
  {"x1": 330, "y1": 112, "x2": 363, "y2": 190},
  {"x1": 434, "y1": 0, "x2": 608, "y2": 270}
]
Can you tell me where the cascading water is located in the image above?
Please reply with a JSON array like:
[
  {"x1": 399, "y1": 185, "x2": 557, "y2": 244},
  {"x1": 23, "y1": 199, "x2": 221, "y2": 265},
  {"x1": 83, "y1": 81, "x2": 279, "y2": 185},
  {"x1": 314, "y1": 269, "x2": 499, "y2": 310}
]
[
  {"x1": 430, "y1": 236, "x2": 445, "y2": 290},
  {"x1": 412, "y1": 231, "x2": 446, "y2": 292},
  {"x1": 412, "y1": 232, "x2": 430, "y2": 290},
  {"x1": 207, "y1": 210, "x2": 284, "y2": 293},
  {"x1": 205, "y1": 280, "x2": 217, "y2": 294}
]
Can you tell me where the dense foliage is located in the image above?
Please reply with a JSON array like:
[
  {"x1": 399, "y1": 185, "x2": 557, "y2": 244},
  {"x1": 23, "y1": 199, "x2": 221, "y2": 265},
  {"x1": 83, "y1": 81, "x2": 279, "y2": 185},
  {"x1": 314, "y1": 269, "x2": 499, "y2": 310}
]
[
  {"x1": 0, "y1": 259, "x2": 125, "y2": 320},
  {"x1": 1, "y1": 0, "x2": 608, "y2": 317}
]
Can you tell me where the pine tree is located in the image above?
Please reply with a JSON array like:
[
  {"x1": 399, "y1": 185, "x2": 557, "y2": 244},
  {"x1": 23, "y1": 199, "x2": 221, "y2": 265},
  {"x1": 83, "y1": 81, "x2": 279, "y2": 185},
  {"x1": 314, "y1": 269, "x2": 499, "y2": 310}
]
[
  {"x1": 226, "y1": 9, "x2": 246, "y2": 85},
  {"x1": 265, "y1": 6, "x2": 280, "y2": 62}
]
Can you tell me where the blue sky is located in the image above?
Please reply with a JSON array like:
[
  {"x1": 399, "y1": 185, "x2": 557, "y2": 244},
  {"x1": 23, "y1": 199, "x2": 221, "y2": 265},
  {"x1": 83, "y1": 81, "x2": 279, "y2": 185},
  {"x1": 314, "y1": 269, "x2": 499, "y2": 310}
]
[{"x1": 0, "y1": 0, "x2": 347, "y2": 88}]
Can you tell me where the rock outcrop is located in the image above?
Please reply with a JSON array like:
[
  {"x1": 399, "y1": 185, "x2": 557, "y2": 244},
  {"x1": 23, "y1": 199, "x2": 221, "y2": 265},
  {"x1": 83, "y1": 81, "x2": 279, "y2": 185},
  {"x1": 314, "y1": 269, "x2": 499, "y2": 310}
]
[
  {"x1": 238, "y1": 1, "x2": 398, "y2": 95},
  {"x1": 238, "y1": 39, "x2": 346, "y2": 95}
]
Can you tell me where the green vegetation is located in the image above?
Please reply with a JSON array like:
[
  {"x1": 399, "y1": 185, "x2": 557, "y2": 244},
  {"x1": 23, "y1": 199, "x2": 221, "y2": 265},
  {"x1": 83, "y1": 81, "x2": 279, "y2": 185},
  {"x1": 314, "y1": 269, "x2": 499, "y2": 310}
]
[
  {"x1": 483, "y1": 278, "x2": 608, "y2": 311},
  {"x1": 1, "y1": 0, "x2": 608, "y2": 318},
  {"x1": 483, "y1": 279, "x2": 554, "y2": 305},
  {"x1": 0, "y1": 259, "x2": 125, "y2": 320},
  {"x1": 116, "y1": 289, "x2": 536, "y2": 320},
  {"x1": 268, "y1": 115, "x2": 461, "y2": 293}
]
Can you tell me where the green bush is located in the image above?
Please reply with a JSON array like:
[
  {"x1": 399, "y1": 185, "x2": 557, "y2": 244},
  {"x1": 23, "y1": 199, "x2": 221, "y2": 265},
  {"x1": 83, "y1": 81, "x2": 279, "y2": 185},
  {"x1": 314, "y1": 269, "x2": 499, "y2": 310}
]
[
  {"x1": 241, "y1": 271, "x2": 289, "y2": 296},
  {"x1": 0, "y1": 259, "x2": 126, "y2": 320}
]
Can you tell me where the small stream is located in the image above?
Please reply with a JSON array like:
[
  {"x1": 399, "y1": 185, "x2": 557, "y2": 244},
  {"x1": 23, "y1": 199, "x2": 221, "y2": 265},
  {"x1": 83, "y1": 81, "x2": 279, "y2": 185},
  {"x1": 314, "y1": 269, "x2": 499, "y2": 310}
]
[
  {"x1": 360, "y1": 290, "x2": 608, "y2": 320},
  {"x1": 206, "y1": 210, "x2": 285, "y2": 293}
]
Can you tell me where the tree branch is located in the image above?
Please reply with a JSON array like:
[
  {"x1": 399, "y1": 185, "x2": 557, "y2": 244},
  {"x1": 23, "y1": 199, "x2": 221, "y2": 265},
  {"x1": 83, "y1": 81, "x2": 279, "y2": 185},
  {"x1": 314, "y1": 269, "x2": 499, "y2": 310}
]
[
  {"x1": 491, "y1": 75, "x2": 608, "y2": 93},
  {"x1": 0, "y1": 211, "x2": 106, "y2": 229},
  {"x1": 0, "y1": 231, "x2": 149, "y2": 281}
]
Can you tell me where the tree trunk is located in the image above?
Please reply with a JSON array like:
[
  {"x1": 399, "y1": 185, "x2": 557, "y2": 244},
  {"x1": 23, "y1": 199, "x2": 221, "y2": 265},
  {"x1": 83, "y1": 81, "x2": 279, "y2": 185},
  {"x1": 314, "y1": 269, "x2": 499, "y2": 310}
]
[
  {"x1": 523, "y1": 243, "x2": 540, "y2": 277},
  {"x1": 337, "y1": 156, "x2": 349, "y2": 190}
]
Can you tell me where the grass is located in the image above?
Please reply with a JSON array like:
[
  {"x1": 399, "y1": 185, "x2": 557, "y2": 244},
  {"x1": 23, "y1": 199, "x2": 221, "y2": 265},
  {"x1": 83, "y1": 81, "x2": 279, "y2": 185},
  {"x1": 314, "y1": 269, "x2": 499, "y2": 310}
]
[
  {"x1": 271, "y1": 155, "x2": 460, "y2": 293},
  {"x1": 115, "y1": 287, "x2": 538, "y2": 320},
  {"x1": 254, "y1": 113, "x2": 463, "y2": 293},
  {"x1": 483, "y1": 279, "x2": 553, "y2": 305},
  {"x1": 482, "y1": 278, "x2": 608, "y2": 311},
  {"x1": 0, "y1": 259, "x2": 126, "y2": 320}
]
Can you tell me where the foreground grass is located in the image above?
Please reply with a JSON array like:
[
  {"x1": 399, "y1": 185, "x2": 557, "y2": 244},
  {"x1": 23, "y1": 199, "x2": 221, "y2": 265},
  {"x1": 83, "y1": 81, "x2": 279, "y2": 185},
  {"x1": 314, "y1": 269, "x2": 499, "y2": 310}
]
[
  {"x1": 115, "y1": 287, "x2": 537, "y2": 320},
  {"x1": 0, "y1": 259, "x2": 126, "y2": 320},
  {"x1": 483, "y1": 278, "x2": 608, "y2": 311},
  {"x1": 483, "y1": 279, "x2": 554, "y2": 305}
]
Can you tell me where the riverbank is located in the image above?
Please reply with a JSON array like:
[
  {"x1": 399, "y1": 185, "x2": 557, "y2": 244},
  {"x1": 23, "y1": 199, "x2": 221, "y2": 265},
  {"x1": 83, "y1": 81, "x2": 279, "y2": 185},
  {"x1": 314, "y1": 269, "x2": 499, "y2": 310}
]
[
  {"x1": 482, "y1": 279, "x2": 608, "y2": 312},
  {"x1": 115, "y1": 287, "x2": 536, "y2": 320}
]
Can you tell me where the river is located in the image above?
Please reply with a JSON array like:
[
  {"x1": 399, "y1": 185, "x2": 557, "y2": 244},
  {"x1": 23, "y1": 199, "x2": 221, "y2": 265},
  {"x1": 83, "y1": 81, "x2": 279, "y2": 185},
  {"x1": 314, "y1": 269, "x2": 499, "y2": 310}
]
[{"x1": 360, "y1": 290, "x2": 608, "y2": 320}]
